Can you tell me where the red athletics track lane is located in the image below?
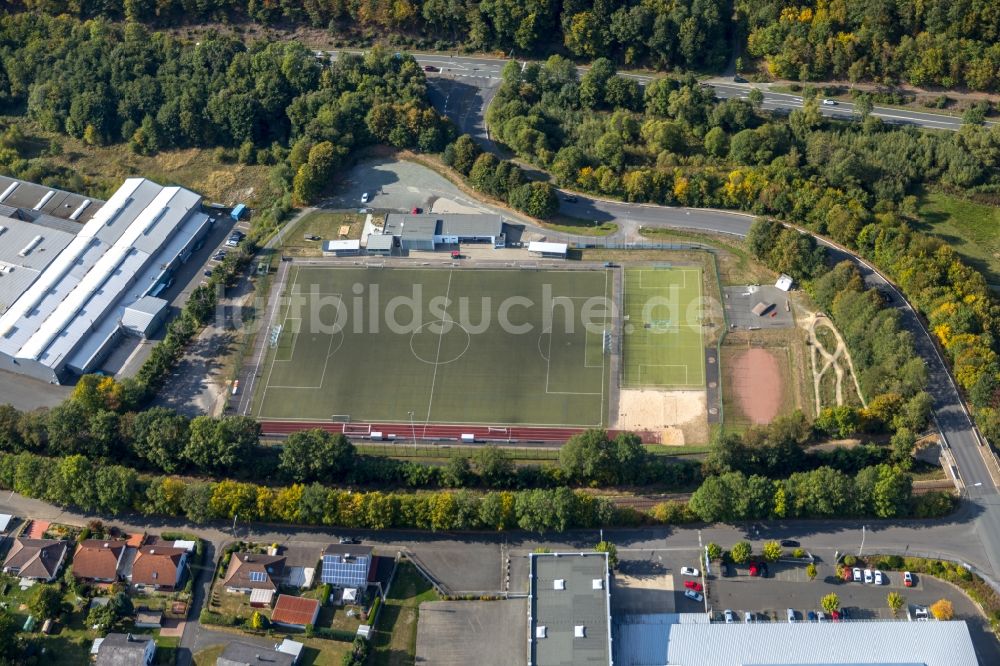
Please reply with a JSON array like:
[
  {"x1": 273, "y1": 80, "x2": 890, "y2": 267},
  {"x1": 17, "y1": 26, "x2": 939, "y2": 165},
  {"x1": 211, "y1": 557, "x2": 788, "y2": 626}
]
[{"x1": 260, "y1": 420, "x2": 661, "y2": 443}]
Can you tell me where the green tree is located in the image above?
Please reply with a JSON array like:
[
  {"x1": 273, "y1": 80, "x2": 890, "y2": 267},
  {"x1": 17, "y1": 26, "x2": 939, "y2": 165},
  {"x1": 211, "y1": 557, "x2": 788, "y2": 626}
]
[
  {"x1": 27, "y1": 585, "x2": 62, "y2": 619},
  {"x1": 447, "y1": 135, "x2": 481, "y2": 175},
  {"x1": 748, "y1": 88, "x2": 764, "y2": 109},
  {"x1": 279, "y1": 429, "x2": 356, "y2": 484},
  {"x1": 474, "y1": 446, "x2": 514, "y2": 488},
  {"x1": 887, "y1": 591, "x2": 905, "y2": 616},
  {"x1": 124, "y1": 407, "x2": 189, "y2": 473},
  {"x1": 183, "y1": 416, "x2": 260, "y2": 475},
  {"x1": 730, "y1": 541, "x2": 752, "y2": 564},
  {"x1": 761, "y1": 541, "x2": 782, "y2": 562},
  {"x1": 703, "y1": 126, "x2": 729, "y2": 158},
  {"x1": 820, "y1": 593, "x2": 840, "y2": 614},
  {"x1": 441, "y1": 456, "x2": 474, "y2": 488},
  {"x1": 0, "y1": 609, "x2": 17, "y2": 658}
]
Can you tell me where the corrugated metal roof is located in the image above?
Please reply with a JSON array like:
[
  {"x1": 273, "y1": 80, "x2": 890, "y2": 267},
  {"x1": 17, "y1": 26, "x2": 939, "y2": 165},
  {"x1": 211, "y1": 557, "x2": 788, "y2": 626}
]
[
  {"x1": 365, "y1": 234, "x2": 394, "y2": 250},
  {"x1": 438, "y1": 214, "x2": 502, "y2": 237},
  {"x1": 615, "y1": 618, "x2": 978, "y2": 666},
  {"x1": 0, "y1": 175, "x2": 104, "y2": 224}
]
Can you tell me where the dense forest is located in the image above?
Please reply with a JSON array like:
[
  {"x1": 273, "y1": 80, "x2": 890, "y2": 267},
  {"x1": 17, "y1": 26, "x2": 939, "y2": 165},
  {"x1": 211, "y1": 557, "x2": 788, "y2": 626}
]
[
  {"x1": 739, "y1": 0, "x2": 1000, "y2": 90},
  {"x1": 6, "y1": 0, "x2": 1000, "y2": 89}
]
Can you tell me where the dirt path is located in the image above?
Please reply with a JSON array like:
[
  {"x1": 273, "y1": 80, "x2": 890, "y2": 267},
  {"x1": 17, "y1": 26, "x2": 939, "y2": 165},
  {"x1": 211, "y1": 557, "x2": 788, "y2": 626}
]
[{"x1": 801, "y1": 312, "x2": 866, "y2": 413}]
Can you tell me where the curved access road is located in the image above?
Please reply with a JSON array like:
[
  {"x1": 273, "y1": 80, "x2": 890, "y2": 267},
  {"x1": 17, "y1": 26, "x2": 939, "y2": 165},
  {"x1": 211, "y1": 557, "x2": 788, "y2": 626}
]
[{"x1": 555, "y1": 189, "x2": 1000, "y2": 580}]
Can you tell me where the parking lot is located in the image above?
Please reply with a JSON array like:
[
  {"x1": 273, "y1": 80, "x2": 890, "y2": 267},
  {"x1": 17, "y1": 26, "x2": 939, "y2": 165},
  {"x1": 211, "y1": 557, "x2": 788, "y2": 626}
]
[{"x1": 707, "y1": 560, "x2": 1000, "y2": 664}]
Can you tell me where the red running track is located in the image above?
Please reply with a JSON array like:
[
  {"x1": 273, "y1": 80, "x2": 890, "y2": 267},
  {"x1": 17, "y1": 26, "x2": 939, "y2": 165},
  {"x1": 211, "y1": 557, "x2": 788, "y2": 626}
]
[{"x1": 261, "y1": 420, "x2": 660, "y2": 443}]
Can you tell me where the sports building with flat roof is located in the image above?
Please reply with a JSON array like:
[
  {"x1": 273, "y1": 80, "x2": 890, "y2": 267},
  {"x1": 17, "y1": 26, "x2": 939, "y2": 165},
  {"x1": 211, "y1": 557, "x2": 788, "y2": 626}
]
[
  {"x1": 0, "y1": 177, "x2": 212, "y2": 383},
  {"x1": 529, "y1": 552, "x2": 612, "y2": 666},
  {"x1": 381, "y1": 213, "x2": 503, "y2": 251}
]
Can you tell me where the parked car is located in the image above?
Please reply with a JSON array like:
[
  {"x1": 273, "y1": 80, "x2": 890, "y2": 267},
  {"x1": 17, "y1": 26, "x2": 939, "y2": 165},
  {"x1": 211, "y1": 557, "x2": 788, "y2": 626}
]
[
  {"x1": 759, "y1": 562, "x2": 769, "y2": 577},
  {"x1": 817, "y1": 611, "x2": 826, "y2": 622},
  {"x1": 339, "y1": 536, "x2": 361, "y2": 545},
  {"x1": 202, "y1": 269, "x2": 213, "y2": 277},
  {"x1": 749, "y1": 563, "x2": 760, "y2": 577},
  {"x1": 914, "y1": 606, "x2": 929, "y2": 621},
  {"x1": 683, "y1": 581, "x2": 703, "y2": 592},
  {"x1": 304, "y1": 234, "x2": 321, "y2": 241},
  {"x1": 903, "y1": 571, "x2": 914, "y2": 587},
  {"x1": 684, "y1": 590, "x2": 703, "y2": 602},
  {"x1": 212, "y1": 250, "x2": 227, "y2": 260},
  {"x1": 839, "y1": 608, "x2": 850, "y2": 621},
  {"x1": 864, "y1": 569, "x2": 874, "y2": 584},
  {"x1": 680, "y1": 567, "x2": 700, "y2": 577},
  {"x1": 563, "y1": 195, "x2": 578, "y2": 203},
  {"x1": 744, "y1": 611, "x2": 753, "y2": 623},
  {"x1": 874, "y1": 570, "x2": 884, "y2": 585},
  {"x1": 787, "y1": 609, "x2": 796, "y2": 623},
  {"x1": 423, "y1": 65, "x2": 440, "y2": 72},
  {"x1": 807, "y1": 611, "x2": 817, "y2": 622},
  {"x1": 411, "y1": 207, "x2": 423, "y2": 214},
  {"x1": 723, "y1": 609, "x2": 735, "y2": 624},
  {"x1": 822, "y1": 98, "x2": 837, "y2": 105},
  {"x1": 831, "y1": 609, "x2": 841, "y2": 622},
  {"x1": 852, "y1": 567, "x2": 862, "y2": 582},
  {"x1": 780, "y1": 539, "x2": 800, "y2": 548},
  {"x1": 361, "y1": 192, "x2": 371, "y2": 204}
]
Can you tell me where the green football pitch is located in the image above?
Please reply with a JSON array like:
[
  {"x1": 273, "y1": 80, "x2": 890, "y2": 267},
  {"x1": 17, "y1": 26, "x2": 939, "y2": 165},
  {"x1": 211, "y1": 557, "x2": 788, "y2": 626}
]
[
  {"x1": 622, "y1": 267, "x2": 705, "y2": 388},
  {"x1": 253, "y1": 267, "x2": 612, "y2": 426}
]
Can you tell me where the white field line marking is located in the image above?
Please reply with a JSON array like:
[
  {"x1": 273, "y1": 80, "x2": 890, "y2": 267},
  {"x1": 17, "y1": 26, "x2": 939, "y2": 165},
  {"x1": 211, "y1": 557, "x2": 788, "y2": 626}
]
[{"x1": 424, "y1": 270, "x2": 454, "y2": 423}]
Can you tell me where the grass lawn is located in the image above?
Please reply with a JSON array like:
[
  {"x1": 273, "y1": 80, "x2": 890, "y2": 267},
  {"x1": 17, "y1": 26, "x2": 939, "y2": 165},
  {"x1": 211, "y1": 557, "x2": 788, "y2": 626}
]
[
  {"x1": 280, "y1": 210, "x2": 368, "y2": 257},
  {"x1": 193, "y1": 645, "x2": 226, "y2": 666},
  {"x1": 253, "y1": 267, "x2": 612, "y2": 426},
  {"x1": 622, "y1": 267, "x2": 706, "y2": 388},
  {"x1": 541, "y1": 213, "x2": 619, "y2": 236},
  {"x1": 370, "y1": 562, "x2": 439, "y2": 666},
  {"x1": 917, "y1": 191, "x2": 1000, "y2": 286}
]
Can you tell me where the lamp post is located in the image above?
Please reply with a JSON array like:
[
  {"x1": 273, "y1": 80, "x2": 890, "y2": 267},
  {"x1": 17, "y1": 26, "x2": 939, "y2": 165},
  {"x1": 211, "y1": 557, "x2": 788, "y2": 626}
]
[{"x1": 408, "y1": 411, "x2": 416, "y2": 452}]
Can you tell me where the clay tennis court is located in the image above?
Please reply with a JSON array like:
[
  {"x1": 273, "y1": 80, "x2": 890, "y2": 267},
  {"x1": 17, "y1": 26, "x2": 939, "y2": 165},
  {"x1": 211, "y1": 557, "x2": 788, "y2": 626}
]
[{"x1": 724, "y1": 347, "x2": 783, "y2": 424}]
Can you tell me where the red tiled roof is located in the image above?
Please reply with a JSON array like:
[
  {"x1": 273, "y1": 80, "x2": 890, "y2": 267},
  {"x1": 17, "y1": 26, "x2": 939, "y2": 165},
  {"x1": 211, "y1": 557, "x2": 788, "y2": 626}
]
[
  {"x1": 125, "y1": 532, "x2": 145, "y2": 548},
  {"x1": 131, "y1": 546, "x2": 186, "y2": 587},
  {"x1": 72, "y1": 539, "x2": 125, "y2": 580},
  {"x1": 270, "y1": 595, "x2": 320, "y2": 627}
]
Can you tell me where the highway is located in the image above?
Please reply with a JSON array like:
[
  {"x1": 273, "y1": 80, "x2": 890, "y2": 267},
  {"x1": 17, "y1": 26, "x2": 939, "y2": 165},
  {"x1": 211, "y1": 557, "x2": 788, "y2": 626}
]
[{"x1": 392, "y1": 52, "x2": 993, "y2": 133}]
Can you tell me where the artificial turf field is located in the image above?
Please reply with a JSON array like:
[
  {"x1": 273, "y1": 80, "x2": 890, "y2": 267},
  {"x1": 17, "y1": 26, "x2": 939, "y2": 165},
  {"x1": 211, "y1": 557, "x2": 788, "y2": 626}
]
[
  {"x1": 254, "y1": 266, "x2": 612, "y2": 426},
  {"x1": 622, "y1": 267, "x2": 706, "y2": 388}
]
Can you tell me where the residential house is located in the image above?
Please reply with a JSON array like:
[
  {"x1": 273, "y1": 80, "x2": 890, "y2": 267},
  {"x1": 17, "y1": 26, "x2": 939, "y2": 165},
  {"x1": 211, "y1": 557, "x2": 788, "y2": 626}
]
[
  {"x1": 130, "y1": 545, "x2": 188, "y2": 591},
  {"x1": 269, "y1": 595, "x2": 321, "y2": 630},
  {"x1": 320, "y1": 544, "x2": 373, "y2": 588},
  {"x1": 222, "y1": 552, "x2": 286, "y2": 594},
  {"x1": 93, "y1": 632, "x2": 156, "y2": 666},
  {"x1": 216, "y1": 641, "x2": 295, "y2": 666},
  {"x1": 72, "y1": 539, "x2": 127, "y2": 583},
  {"x1": 1, "y1": 538, "x2": 67, "y2": 581}
]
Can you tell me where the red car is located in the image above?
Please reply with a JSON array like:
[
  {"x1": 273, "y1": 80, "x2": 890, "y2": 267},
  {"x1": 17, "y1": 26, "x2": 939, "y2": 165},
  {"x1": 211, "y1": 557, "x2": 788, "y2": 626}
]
[
  {"x1": 749, "y1": 563, "x2": 760, "y2": 577},
  {"x1": 831, "y1": 609, "x2": 841, "y2": 622},
  {"x1": 683, "y1": 580, "x2": 703, "y2": 592}
]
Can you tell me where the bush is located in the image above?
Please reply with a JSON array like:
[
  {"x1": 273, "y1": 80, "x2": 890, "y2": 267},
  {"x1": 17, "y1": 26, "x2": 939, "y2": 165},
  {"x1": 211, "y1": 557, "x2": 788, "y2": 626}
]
[
  {"x1": 930, "y1": 598, "x2": 954, "y2": 620},
  {"x1": 199, "y1": 610, "x2": 243, "y2": 627},
  {"x1": 706, "y1": 543, "x2": 722, "y2": 561},
  {"x1": 761, "y1": 541, "x2": 782, "y2": 562},
  {"x1": 314, "y1": 627, "x2": 357, "y2": 642},
  {"x1": 368, "y1": 596, "x2": 382, "y2": 625},
  {"x1": 842, "y1": 555, "x2": 857, "y2": 567},
  {"x1": 730, "y1": 541, "x2": 752, "y2": 564},
  {"x1": 792, "y1": 547, "x2": 806, "y2": 558}
]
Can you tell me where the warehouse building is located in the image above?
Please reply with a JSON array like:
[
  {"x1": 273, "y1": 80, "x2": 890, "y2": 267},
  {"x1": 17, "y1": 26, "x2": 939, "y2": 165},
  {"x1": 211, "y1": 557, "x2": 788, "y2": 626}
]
[
  {"x1": 0, "y1": 177, "x2": 213, "y2": 383},
  {"x1": 613, "y1": 613, "x2": 978, "y2": 666},
  {"x1": 381, "y1": 213, "x2": 504, "y2": 251}
]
